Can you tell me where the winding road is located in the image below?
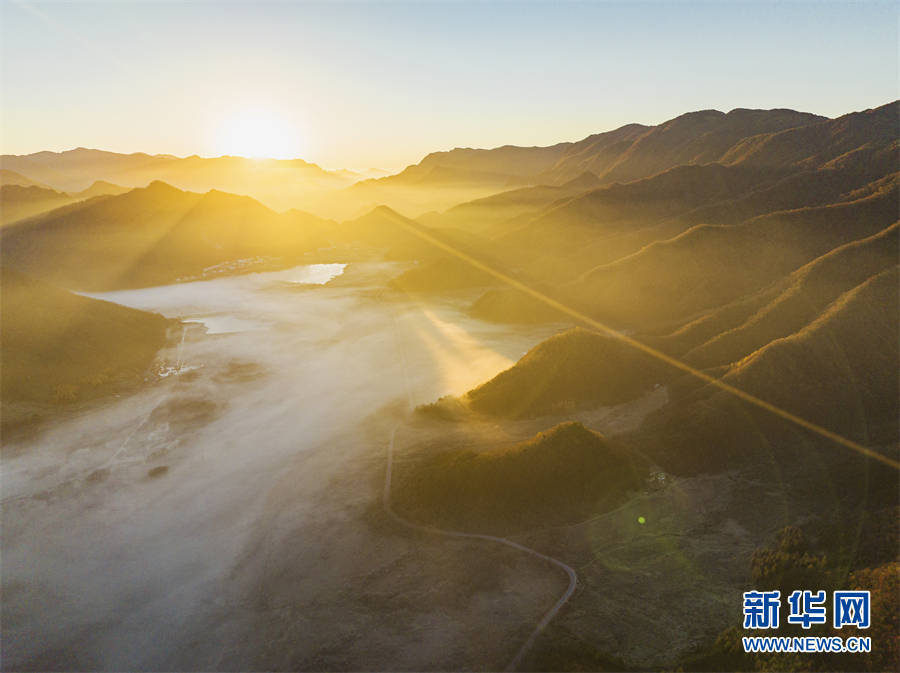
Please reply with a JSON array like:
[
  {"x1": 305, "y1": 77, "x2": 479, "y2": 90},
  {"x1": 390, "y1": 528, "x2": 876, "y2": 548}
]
[{"x1": 382, "y1": 424, "x2": 578, "y2": 672}]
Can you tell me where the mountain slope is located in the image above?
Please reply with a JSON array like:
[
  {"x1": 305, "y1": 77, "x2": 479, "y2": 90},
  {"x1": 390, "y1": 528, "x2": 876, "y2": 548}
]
[
  {"x1": 494, "y1": 163, "x2": 784, "y2": 276},
  {"x1": 465, "y1": 328, "x2": 671, "y2": 417},
  {"x1": 374, "y1": 107, "x2": 822, "y2": 196},
  {"x1": 0, "y1": 180, "x2": 131, "y2": 225},
  {"x1": 548, "y1": 108, "x2": 825, "y2": 186},
  {"x1": 572, "y1": 176, "x2": 898, "y2": 330},
  {"x1": 721, "y1": 101, "x2": 898, "y2": 170},
  {"x1": 641, "y1": 265, "x2": 899, "y2": 475},
  {"x1": 492, "y1": 104, "x2": 895, "y2": 282},
  {"x1": 682, "y1": 222, "x2": 899, "y2": 369},
  {"x1": 534, "y1": 123, "x2": 651, "y2": 184},
  {"x1": 0, "y1": 185, "x2": 78, "y2": 225},
  {"x1": 0, "y1": 169, "x2": 51, "y2": 188},
  {"x1": 389, "y1": 256, "x2": 496, "y2": 294},
  {"x1": 470, "y1": 168, "x2": 899, "y2": 327},
  {"x1": 0, "y1": 147, "x2": 346, "y2": 190},
  {"x1": 73, "y1": 180, "x2": 131, "y2": 199},
  {"x1": 392, "y1": 421, "x2": 647, "y2": 532},
  {"x1": 679, "y1": 143, "x2": 898, "y2": 229},
  {"x1": 0, "y1": 148, "x2": 356, "y2": 216},
  {"x1": 722, "y1": 265, "x2": 899, "y2": 443},
  {"x1": 1, "y1": 268, "x2": 174, "y2": 435},
  {"x1": 344, "y1": 106, "x2": 829, "y2": 220},
  {"x1": 436, "y1": 104, "x2": 896, "y2": 305},
  {"x1": 0, "y1": 182, "x2": 333, "y2": 290},
  {"x1": 425, "y1": 171, "x2": 603, "y2": 237},
  {"x1": 360, "y1": 143, "x2": 573, "y2": 190}
]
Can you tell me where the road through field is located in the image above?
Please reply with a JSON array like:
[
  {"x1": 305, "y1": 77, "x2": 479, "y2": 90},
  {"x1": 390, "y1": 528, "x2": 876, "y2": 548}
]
[{"x1": 382, "y1": 424, "x2": 579, "y2": 671}]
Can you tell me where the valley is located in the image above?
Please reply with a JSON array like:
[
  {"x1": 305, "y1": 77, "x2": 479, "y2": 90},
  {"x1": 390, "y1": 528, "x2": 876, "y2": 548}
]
[{"x1": 1, "y1": 98, "x2": 898, "y2": 672}]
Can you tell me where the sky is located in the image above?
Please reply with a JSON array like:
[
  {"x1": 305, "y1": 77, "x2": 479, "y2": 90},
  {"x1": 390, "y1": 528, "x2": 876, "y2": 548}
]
[{"x1": 1, "y1": 0, "x2": 897, "y2": 171}]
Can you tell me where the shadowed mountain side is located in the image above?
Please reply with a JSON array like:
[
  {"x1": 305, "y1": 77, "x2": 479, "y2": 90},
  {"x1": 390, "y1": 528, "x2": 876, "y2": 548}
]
[
  {"x1": 342, "y1": 105, "x2": 838, "y2": 219},
  {"x1": 358, "y1": 143, "x2": 573, "y2": 189},
  {"x1": 0, "y1": 181, "x2": 334, "y2": 290},
  {"x1": 469, "y1": 286, "x2": 568, "y2": 324},
  {"x1": 494, "y1": 163, "x2": 786, "y2": 272},
  {"x1": 332, "y1": 205, "x2": 493, "y2": 261},
  {"x1": 722, "y1": 265, "x2": 899, "y2": 443},
  {"x1": 0, "y1": 185, "x2": 77, "y2": 225},
  {"x1": 392, "y1": 421, "x2": 648, "y2": 533},
  {"x1": 533, "y1": 123, "x2": 651, "y2": 184},
  {"x1": 392, "y1": 107, "x2": 820, "y2": 192},
  {"x1": 645, "y1": 220, "x2": 899, "y2": 359},
  {"x1": 446, "y1": 106, "x2": 897, "y2": 327},
  {"x1": 362, "y1": 105, "x2": 826, "y2": 196},
  {"x1": 721, "y1": 101, "x2": 899, "y2": 170},
  {"x1": 678, "y1": 148, "x2": 899, "y2": 228},
  {"x1": 333, "y1": 206, "x2": 435, "y2": 253},
  {"x1": 448, "y1": 163, "x2": 790, "y2": 298},
  {"x1": 680, "y1": 222, "x2": 900, "y2": 369},
  {"x1": 572, "y1": 176, "x2": 899, "y2": 330},
  {"x1": 74, "y1": 180, "x2": 131, "y2": 199},
  {"x1": 339, "y1": 145, "x2": 581, "y2": 219},
  {"x1": 553, "y1": 108, "x2": 825, "y2": 186},
  {"x1": 427, "y1": 104, "x2": 897, "y2": 297},
  {"x1": 0, "y1": 268, "x2": 175, "y2": 435},
  {"x1": 424, "y1": 171, "x2": 602, "y2": 237},
  {"x1": 341, "y1": 178, "x2": 524, "y2": 222},
  {"x1": 638, "y1": 265, "x2": 899, "y2": 476},
  {"x1": 0, "y1": 169, "x2": 51, "y2": 188},
  {"x1": 469, "y1": 174, "x2": 898, "y2": 327},
  {"x1": 389, "y1": 257, "x2": 496, "y2": 293},
  {"x1": 0, "y1": 181, "x2": 130, "y2": 225},
  {"x1": 463, "y1": 328, "x2": 672, "y2": 418}
]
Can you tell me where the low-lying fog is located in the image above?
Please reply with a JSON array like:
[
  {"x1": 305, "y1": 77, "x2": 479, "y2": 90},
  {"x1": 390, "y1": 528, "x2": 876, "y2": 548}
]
[{"x1": 2, "y1": 262, "x2": 565, "y2": 670}]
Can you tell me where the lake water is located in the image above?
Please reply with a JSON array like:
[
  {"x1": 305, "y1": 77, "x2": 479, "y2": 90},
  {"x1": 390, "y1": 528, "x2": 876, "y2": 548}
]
[
  {"x1": 84, "y1": 263, "x2": 347, "y2": 334},
  {"x1": 1, "y1": 262, "x2": 564, "y2": 670}
]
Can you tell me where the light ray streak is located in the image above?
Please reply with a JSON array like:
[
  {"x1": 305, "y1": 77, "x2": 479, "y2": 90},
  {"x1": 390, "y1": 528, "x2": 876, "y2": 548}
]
[{"x1": 381, "y1": 211, "x2": 899, "y2": 470}]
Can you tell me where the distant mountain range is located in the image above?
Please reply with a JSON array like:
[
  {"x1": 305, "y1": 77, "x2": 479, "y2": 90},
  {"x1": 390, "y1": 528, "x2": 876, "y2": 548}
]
[
  {"x1": 2, "y1": 101, "x2": 897, "y2": 483},
  {"x1": 460, "y1": 102, "x2": 897, "y2": 318},
  {"x1": 0, "y1": 148, "x2": 346, "y2": 191},
  {"x1": 0, "y1": 181, "x2": 334, "y2": 290},
  {"x1": 0, "y1": 176, "x2": 130, "y2": 225},
  {"x1": 5, "y1": 103, "x2": 888, "y2": 221},
  {"x1": 0, "y1": 149, "x2": 357, "y2": 217}
]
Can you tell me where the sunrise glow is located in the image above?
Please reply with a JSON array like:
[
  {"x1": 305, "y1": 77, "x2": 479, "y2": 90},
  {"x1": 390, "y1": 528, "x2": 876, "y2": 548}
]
[{"x1": 216, "y1": 108, "x2": 303, "y2": 160}]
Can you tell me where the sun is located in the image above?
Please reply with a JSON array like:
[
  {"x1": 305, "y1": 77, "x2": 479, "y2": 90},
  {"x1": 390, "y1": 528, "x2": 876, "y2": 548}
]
[{"x1": 216, "y1": 108, "x2": 302, "y2": 160}]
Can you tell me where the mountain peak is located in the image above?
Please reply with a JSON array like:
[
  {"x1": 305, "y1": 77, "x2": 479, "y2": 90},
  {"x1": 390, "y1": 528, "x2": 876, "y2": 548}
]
[{"x1": 142, "y1": 180, "x2": 183, "y2": 196}]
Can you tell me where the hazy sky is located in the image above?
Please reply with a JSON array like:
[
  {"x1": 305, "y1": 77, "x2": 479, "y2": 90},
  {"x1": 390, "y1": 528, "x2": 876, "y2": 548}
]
[{"x1": 2, "y1": 1, "x2": 897, "y2": 170}]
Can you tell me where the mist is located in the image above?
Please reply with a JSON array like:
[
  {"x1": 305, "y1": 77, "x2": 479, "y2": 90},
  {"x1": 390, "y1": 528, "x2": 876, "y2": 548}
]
[{"x1": 1, "y1": 261, "x2": 573, "y2": 670}]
